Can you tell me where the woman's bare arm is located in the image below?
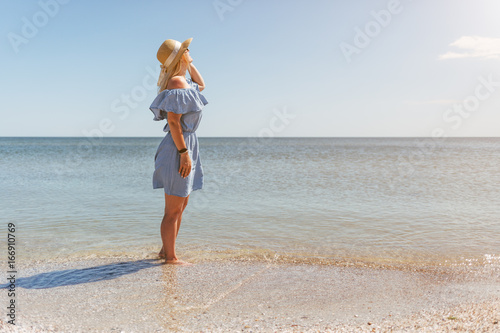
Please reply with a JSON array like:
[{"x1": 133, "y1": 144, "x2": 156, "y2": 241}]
[
  {"x1": 167, "y1": 111, "x2": 191, "y2": 178},
  {"x1": 188, "y1": 63, "x2": 205, "y2": 91},
  {"x1": 167, "y1": 112, "x2": 186, "y2": 151}
]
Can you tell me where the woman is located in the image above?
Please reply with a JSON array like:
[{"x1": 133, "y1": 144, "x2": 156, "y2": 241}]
[{"x1": 149, "y1": 38, "x2": 208, "y2": 265}]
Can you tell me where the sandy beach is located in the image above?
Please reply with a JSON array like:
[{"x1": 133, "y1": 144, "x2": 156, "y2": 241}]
[{"x1": 1, "y1": 256, "x2": 499, "y2": 332}]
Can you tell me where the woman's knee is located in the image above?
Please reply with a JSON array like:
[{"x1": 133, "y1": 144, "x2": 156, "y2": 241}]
[{"x1": 163, "y1": 207, "x2": 183, "y2": 220}]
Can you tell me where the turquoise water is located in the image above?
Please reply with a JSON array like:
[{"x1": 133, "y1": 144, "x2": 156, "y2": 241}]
[{"x1": 1, "y1": 137, "x2": 499, "y2": 267}]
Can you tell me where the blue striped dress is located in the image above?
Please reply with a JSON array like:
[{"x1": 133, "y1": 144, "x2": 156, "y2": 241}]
[{"x1": 149, "y1": 78, "x2": 208, "y2": 197}]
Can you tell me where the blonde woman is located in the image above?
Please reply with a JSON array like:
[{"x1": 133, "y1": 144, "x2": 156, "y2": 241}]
[{"x1": 149, "y1": 38, "x2": 207, "y2": 265}]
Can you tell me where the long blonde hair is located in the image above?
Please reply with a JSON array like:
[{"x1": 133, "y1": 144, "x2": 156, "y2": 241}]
[{"x1": 157, "y1": 53, "x2": 188, "y2": 94}]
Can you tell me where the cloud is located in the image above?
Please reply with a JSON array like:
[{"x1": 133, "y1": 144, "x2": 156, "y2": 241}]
[{"x1": 439, "y1": 36, "x2": 500, "y2": 60}]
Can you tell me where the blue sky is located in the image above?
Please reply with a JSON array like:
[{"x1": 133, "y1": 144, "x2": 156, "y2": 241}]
[{"x1": 1, "y1": 0, "x2": 499, "y2": 137}]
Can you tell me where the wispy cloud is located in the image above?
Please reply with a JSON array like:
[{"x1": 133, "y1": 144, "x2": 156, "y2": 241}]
[{"x1": 439, "y1": 36, "x2": 500, "y2": 60}]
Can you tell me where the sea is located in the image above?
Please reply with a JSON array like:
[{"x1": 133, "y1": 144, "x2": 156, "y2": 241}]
[{"x1": 1, "y1": 137, "x2": 499, "y2": 269}]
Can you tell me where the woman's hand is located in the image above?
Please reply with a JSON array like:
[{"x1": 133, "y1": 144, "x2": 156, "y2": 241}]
[{"x1": 179, "y1": 152, "x2": 192, "y2": 178}]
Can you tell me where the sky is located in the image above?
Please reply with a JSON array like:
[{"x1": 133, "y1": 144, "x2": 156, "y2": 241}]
[{"x1": 1, "y1": 0, "x2": 500, "y2": 137}]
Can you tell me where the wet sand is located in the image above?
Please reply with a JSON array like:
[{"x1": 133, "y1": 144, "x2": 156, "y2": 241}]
[{"x1": 1, "y1": 257, "x2": 499, "y2": 332}]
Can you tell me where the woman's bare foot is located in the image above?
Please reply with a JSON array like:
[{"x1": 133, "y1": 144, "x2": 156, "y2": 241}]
[
  {"x1": 158, "y1": 247, "x2": 192, "y2": 265},
  {"x1": 165, "y1": 258, "x2": 193, "y2": 266}
]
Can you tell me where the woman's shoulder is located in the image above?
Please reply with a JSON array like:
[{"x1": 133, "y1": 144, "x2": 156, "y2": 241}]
[{"x1": 167, "y1": 76, "x2": 190, "y2": 90}]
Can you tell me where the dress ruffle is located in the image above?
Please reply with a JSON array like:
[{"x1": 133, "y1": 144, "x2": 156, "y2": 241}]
[{"x1": 149, "y1": 78, "x2": 208, "y2": 121}]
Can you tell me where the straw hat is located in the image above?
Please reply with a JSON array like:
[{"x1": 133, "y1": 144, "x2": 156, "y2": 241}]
[
  {"x1": 156, "y1": 38, "x2": 192, "y2": 93},
  {"x1": 157, "y1": 38, "x2": 192, "y2": 71}
]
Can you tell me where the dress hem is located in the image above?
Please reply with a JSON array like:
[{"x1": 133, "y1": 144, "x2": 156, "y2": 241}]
[{"x1": 153, "y1": 185, "x2": 203, "y2": 198}]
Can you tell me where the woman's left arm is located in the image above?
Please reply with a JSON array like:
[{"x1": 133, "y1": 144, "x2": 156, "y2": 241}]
[{"x1": 188, "y1": 63, "x2": 205, "y2": 92}]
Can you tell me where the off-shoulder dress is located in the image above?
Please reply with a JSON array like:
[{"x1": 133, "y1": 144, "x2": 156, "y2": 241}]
[{"x1": 149, "y1": 77, "x2": 208, "y2": 197}]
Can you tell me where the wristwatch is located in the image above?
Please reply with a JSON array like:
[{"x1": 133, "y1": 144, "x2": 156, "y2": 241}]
[{"x1": 178, "y1": 148, "x2": 188, "y2": 154}]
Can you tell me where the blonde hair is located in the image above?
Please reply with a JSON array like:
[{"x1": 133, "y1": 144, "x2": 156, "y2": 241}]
[{"x1": 157, "y1": 53, "x2": 189, "y2": 94}]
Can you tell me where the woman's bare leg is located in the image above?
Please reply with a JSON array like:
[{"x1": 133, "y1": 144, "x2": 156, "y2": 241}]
[
  {"x1": 176, "y1": 195, "x2": 189, "y2": 236},
  {"x1": 159, "y1": 195, "x2": 189, "y2": 257},
  {"x1": 159, "y1": 194, "x2": 192, "y2": 265}
]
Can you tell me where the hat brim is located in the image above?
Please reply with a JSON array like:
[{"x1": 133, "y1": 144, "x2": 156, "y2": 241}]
[{"x1": 166, "y1": 38, "x2": 192, "y2": 71}]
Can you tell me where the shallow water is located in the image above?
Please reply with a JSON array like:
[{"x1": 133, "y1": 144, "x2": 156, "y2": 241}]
[{"x1": 1, "y1": 137, "x2": 499, "y2": 268}]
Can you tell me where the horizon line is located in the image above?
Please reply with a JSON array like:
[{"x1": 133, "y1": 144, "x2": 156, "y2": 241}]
[{"x1": 1, "y1": 136, "x2": 500, "y2": 139}]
